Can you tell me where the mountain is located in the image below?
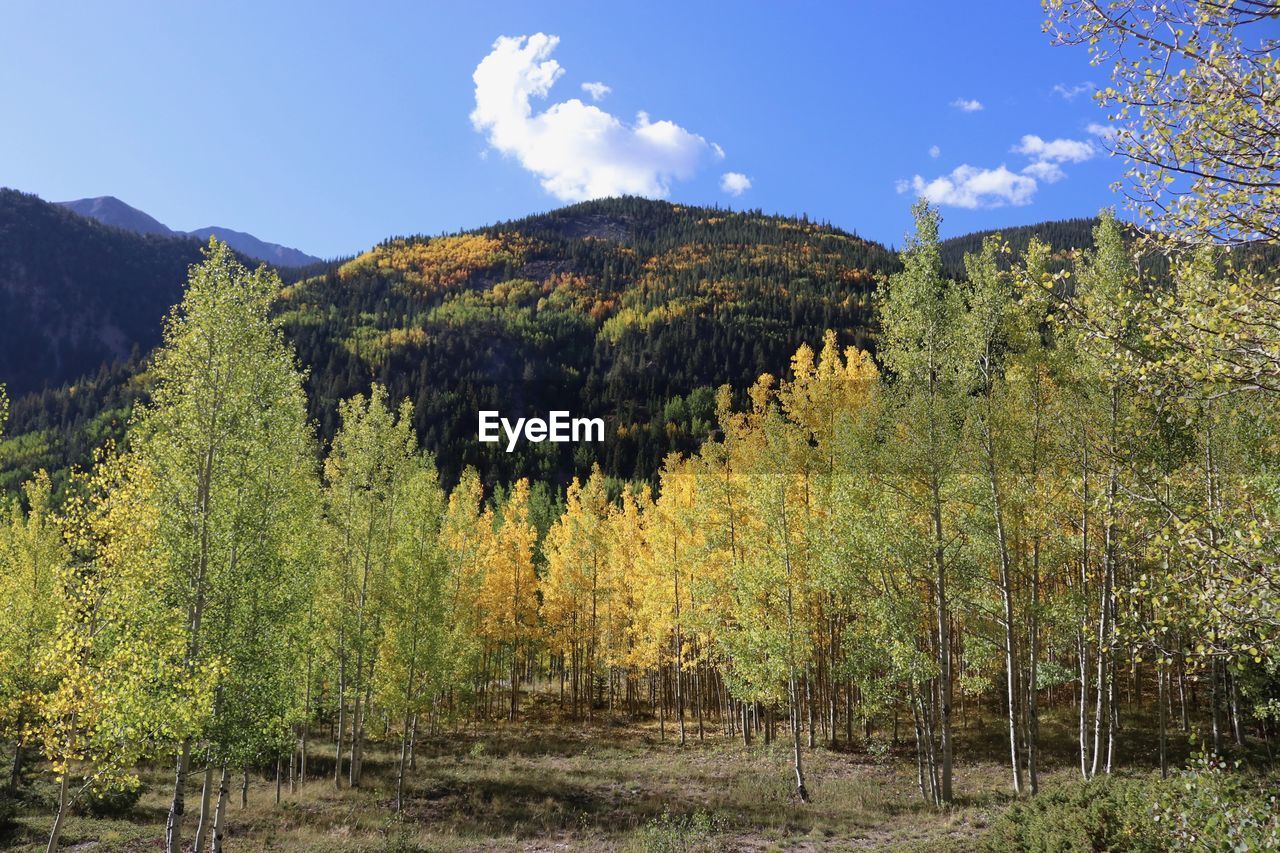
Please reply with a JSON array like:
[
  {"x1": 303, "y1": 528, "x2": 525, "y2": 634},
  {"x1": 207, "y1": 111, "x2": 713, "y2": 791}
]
[
  {"x1": 185, "y1": 225, "x2": 321, "y2": 268},
  {"x1": 56, "y1": 195, "x2": 323, "y2": 267},
  {"x1": 59, "y1": 195, "x2": 173, "y2": 236},
  {"x1": 938, "y1": 217, "x2": 1098, "y2": 277},
  {"x1": 0, "y1": 189, "x2": 208, "y2": 397},
  {"x1": 1, "y1": 193, "x2": 1127, "y2": 496}
]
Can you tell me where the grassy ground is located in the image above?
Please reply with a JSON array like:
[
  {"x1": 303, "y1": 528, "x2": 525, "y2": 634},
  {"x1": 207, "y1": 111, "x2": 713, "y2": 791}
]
[{"x1": 0, "y1": 692, "x2": 1200, "y2": 852}]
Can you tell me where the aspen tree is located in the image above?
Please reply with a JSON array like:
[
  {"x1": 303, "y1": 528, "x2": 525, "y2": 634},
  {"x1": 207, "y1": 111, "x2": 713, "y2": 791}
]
[
  {"x1": 961, "y1": 236, "x2": 1030, "y2": 794},
  {"x1": 877, "y1": 201, "x2": 970, "y2": 804},
  {"x1": 323, "y1": 387, "x2": 417, "y2": 787},
  {"x1": 0, "y1": 472, "x2": 63, "y2": 790},
  {"x1": 481, "y1": 479, "x2": 538, "y2": 721},
  {"x1": 441, "y1": 467, "x2": 492, "y2": 723},
  {"x1": 543, "y1": 466, "x2": 610, "y2": 720},
  {"x1": 378, "y1": 462, "x2": 448, "y2": 812},
  {"x1": 601, "y1": 485, "x2": 652, "y2": 718},
  {"x1": 42, "y1": 452, "x2": 208, "y2": 853},
  {"x1": 127, "y1": 240, "x2": 319, "y2": 853}
]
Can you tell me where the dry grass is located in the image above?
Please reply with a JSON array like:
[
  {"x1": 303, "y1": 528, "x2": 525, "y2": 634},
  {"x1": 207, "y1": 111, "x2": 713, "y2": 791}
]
[{"x1": 2, "y1": 696, "x2": 1125, "y2": 852}]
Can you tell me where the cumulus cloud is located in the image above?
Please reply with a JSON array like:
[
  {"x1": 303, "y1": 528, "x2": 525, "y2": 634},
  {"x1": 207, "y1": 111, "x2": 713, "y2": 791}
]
[
  {"x1": 1052, "y1": 82, "x2": 1095, "y2": 101},
  {"x1": 581, "y1": 81, "x2": 611, "y2": 101},
  {"x1": 902, "y1": 130, "x2": 1100, "y2": 207},
  {"x1": 951, "y1": 98, "x2": 984, "y2": 112},
  {"x1": 928, "y1": 144, "x2": 941, "y2": 158},
  {"x1": 898, "y1": 164, "x2": 1036, "y2": 209},
  {"x1": 1087, "y1": 122, "x2": 1119, "y2": 142},
  {"x1": 1011, "y1": 134, "x2": 1095, "y2": 163},
  {"x1": 1021, "y1": 160, "x2": 1067, "y2": 183},
  {"x1": 471, "y1": 34, "x2": 721, "y2": 201},
  {"x1": 720, "y1": 172, "x2": 751, "y2": 196}
]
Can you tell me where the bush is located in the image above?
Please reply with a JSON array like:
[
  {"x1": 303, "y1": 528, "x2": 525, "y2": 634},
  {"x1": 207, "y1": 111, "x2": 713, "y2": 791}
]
[
  {"x1": 987, "y1": 761, "x2": 1280, "y2": 853},
  {"x1": 1155, "y1": 755, "x2": 1280, "y2": 850},
  {"x1": 0, "y1": 789, "x2": 18, "y2": 838},
  {"x1": 984, "y1": 774, "x2": 1164, "y2": 852},
  {"x1": 628, "y1": 807, "x2": 726, "y2": 853},
  {"x1": 76, "y1": 780, "x2": 144, "y2": 818}
]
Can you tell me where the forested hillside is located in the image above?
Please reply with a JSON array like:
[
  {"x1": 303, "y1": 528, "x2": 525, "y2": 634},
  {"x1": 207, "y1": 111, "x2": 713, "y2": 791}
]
[
  {"x1": 4, "y1": 206, "x2": 1278, "y2": 853},
  {"x1": 2, "y1": 196, "x2": 899, "y2": 492},
  {"x1": 0, "y1": 190, "x2": 208, "y2": 396},
  {"x1": 284, "y1": 198, "x2": 894, "y2": 486}
]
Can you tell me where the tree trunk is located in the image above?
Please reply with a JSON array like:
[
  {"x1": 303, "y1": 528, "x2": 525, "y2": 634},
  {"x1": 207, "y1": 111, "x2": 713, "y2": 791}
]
[
  {"x1": 348, "y1": 685, "x2": 363, "y2": 787},
  {"x1": 789, "y1": 667, "x2": 809, "y2": 802},
  {"x1": 45, "y1": 770, "x2": 69, "y2": 853},
  {"x1": 1158, "y1": 662, "x2": 1169, "y2": 778},
  {"x1": 194, "y1": 762, "x2": 215, "y2": 853},
  {"x1": 165, "y1": 741, "x2": 192, "y2": 853},
  {"x1": 1027, "y1": 543, "x2": 1041, "y2": 795},
  {"x1": 211, "y1": 763, "x2": 231, "y2": 853},
  {"x1": 396, "y1": 653, "x2": 416, "y2": 813},
  {"x1": 932, "y1": 480, "x2": 953, "y2": 803},
  {"x1": 8, "y1": 740, "x2": 22, "y2": 791},
  {"x1": 983, "y1": 406, "x2": 1023, "y2": 795},
  {"x1": 334, "y1": 631, "x2": 346, "y2": 789},
  {"x1": 1091, "y1": 399, "x2": 1119, "y2": 778}
]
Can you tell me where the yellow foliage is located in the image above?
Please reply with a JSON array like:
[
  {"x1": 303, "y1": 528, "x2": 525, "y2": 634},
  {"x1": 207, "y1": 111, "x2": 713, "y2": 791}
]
[{"x1": 338, "y1": 234, "x2": 532, "y2": 290}]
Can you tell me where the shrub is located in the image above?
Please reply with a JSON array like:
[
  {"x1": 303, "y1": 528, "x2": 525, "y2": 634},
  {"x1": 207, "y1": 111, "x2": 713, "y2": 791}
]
[
  {"x1": 987, "y1": 761, "x2": 1280, "y2": 853},
  {"x1": 628, "y1": 807, "x2": 727, "y2": 853},
  {"x1": 76, "y1": 780, "x2": 144, "y2": 818},
  {"x1": 984, "y1": 774, "x2": 1164, "y2": 852},
  {"x1": 1155, "y1": 755, "x2": 1280, "y2": 850}
]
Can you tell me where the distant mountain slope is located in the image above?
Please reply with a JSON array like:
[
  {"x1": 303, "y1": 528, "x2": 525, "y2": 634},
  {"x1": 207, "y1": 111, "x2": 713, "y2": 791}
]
[
  {"x1": 1, "y1": 195, "x2": 1131, "y2": 495},
  {"x1": 60, "y1": 195, "x2": 173, "y2": 236},
  {"x1": 0, "y1": 189, "x2": 206, "y2": 396},
  {"x1": 186, "y1": 225, "x2": 320, "y2": 268},
  {"x1": 56, "y1": 194, "x2": 322, "y2": 266},
  {"x1": 939, "y1": 217, "x2": 1099, "y2": 277}
]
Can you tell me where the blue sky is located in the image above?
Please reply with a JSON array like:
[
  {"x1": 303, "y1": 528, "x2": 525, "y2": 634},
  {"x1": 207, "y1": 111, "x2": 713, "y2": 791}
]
[{"x1": 1, "y1": 2, "x2": 1123, "y2": 258}]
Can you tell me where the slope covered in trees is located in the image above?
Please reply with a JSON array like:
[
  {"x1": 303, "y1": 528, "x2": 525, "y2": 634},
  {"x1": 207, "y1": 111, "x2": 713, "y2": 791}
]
[
  {"x1": 2, "y1": 196, "x2": 902, "y2": 492},
  {"x1": 2, "y1": 202, "x2": 1277, "y2": 851},
  {"x1": 0, "y1": 190, "x2": 212, "y2": 397},
  {"x1": 4, "y1": 196, "x2": 1117, "y2": 497}
]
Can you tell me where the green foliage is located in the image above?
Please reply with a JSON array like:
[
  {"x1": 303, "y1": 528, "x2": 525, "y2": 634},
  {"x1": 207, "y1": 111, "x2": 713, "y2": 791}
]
[
  {"x1": 1155, "y1": 756, "x2": 1280, "y2": 851},
  {"x1": 1045, "y1": 1, "x2": 1280, "y2": 244},
  {"x1": 629, "y1": 807, "x2": 727, "y2": 853},
  {"x1": 985, "y1": 775, "x2": 1165, "y2": 852},
  {"x1": 988, "y1": 763, "x2": 1280, "y2": 853},
  {"x1": 76, "y1": 779, "x2": 144, "y2": 818}
]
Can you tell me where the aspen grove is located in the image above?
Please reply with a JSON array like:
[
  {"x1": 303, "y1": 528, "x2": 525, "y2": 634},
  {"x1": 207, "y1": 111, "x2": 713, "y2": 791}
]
[{"x1": 2, "y1": 193, "x2": 1279, "y2": 850}]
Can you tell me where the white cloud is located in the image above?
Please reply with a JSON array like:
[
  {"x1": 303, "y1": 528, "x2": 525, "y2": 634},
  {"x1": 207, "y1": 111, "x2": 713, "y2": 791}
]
[
  {"x1": 928, "y1": 144, "x2": 941, "y2": 158},
  {"x1": 1021, "y1": 160, "x2": 1066, "y2": 183},
  {"x1": 1052, "y1": 82, "x2": 1095, "y2": 101},
  {"x1": 720, "y1": 172, "x2": 751, "y2": 196},
  {"x1": 471, "y1": 34, "x2": 721, "y2": 202},
  {"x1": 951, "y1": 98, "x2": 984, "y2": 112},
  {"x1": 1011, "y1": 134, "x2": 1095, "y2": 163},
  {"x1": 581, "y1": 81, "x2": 611, "y2": 101},
  {"x1": 1087, "y1": 122, "x2": 1118, "y2": 142},
  {"x1": 899, "y1": 164, "x2": 1037, "y2": 209}
]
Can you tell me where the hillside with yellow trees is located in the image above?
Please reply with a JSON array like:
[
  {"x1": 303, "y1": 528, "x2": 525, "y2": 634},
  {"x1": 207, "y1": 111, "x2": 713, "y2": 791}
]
[{"x1": 2, "y1": 196, "x2": 1278, "y2": 850}]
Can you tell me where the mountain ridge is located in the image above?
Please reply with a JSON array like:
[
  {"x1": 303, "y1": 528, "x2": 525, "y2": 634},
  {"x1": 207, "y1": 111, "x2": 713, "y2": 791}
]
[{"x1": 57, "y1": 194, "x2": 323, "y2": 267}]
